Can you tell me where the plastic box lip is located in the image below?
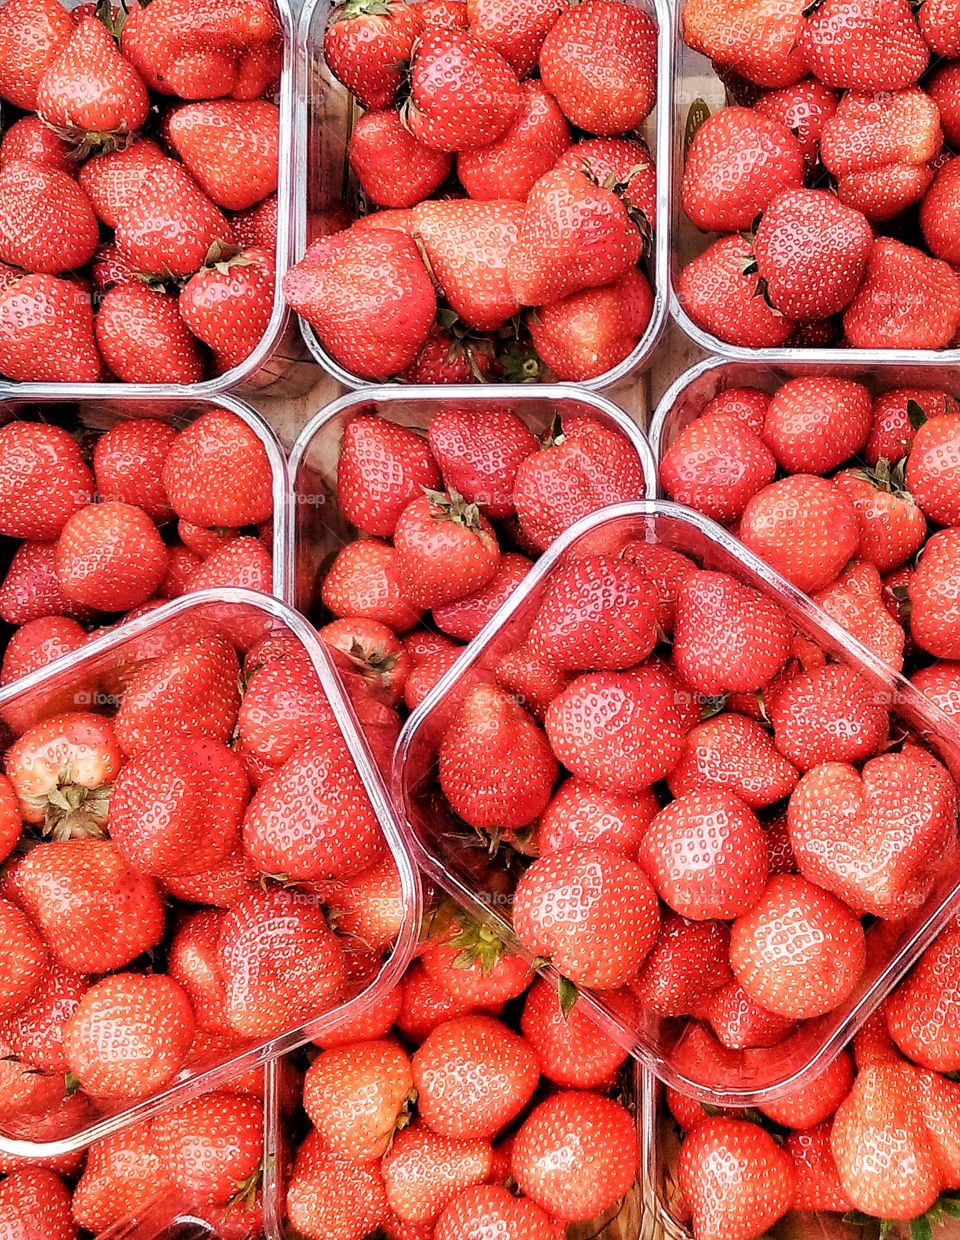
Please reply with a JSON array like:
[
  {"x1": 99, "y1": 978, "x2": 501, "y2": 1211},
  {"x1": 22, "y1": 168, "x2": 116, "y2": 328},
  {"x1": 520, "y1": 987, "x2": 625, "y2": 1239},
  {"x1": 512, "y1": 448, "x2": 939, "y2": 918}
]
[
  {"x1": 0, "y1": 0, "x2": 295, "y2": 399},
  {"x1": 293, "y1": 0, "x2": 674, "y2": 391},
  {"x1": 0, "y1": 586, "x2": 422, "y2": 1160},
  {"x1": 391, "y1": 498, "x2": 960, "y2": 1108},
  {"x1": 667, "y1": 0, "x2": 960, "y2": 365}
]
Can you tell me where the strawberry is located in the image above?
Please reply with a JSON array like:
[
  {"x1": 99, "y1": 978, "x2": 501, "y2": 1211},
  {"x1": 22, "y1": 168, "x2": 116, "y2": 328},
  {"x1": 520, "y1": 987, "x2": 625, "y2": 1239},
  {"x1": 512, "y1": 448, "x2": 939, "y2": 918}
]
[
  {"x1": 37, "y1": 16, "x2": 149, "y2": 147},
  {"x1": 435, "y1": 1184, "x2": 561, "y2": 1240},
  {"x1": 0, "y1": 422, "x2": 94, "y2": 541},
  {"x1": 0, "y1": 0, "x2": 72, "y2": 110},
  {"x1": 911, "y1": 529, "x2": 960, "y2": 659},
  {"x1": 0, "y1": 1036, "x2": 68, "y2": 1126},
  {"x1": 286, "y1": 1130, "x2": 387, "y2": 1240},
  {"x1": 0, "y1": 543, "x2": 95, "y2": 627},
  {"x1": 885, "y1": 922, "x2": 960, "y2": 1071},
  {"x1": 677, "y1": 235, "x2": 796, "y2": 348},
  {"x1": 512, "y1": 1090, "x2": 638, "y2": 1223},
  {"x1": 507, "y1": 167, "x2": 641, "y2": 306},
  {"x1": 0, "y1": 115, "x2": 74, "y2": 176},
  {"x1": 396, "y1": 962, "x2": 492, "y2": 1044},
  {"x1": 811, "y1": 559, "x2": 906, "y2": 669},
  {"x1": 905, "y1": 406, "x2": 960, "y2": 526},
  {"x1": 770, "y1": 663, "x2": 888, "y2": 771},
  {"x1": 320, "y1": 616, "x2": 411, "y2": 705},
  {"x1": 682, "y1": 0, "x2": 806, "y2": 89},
  {"x1": 414, "y1": 198, "x2": 524, "y2": 331},
  {"x1": 323, "y1": 0, "x2": 423, "y2": 109},
  {"x1": 421, "y1": 0, "x2": 468, "y2": 25},
  {"x1": 513, "y1": 846, "x2": 659, "y2": 988},
  {"x1": 161, "y1": 847, "x2": 259, "y2": 909},
  {"x1": 303, "y1": 1039, "x2": 413, "y2": 1160},
  {"x1": 218, "y1": 887, "x2": 347, "y2": 1039},
  {"x1": 120, "y1": 0, "x2": 282, "y2": 101},
  {"x1": 394, "y1": 491, "x2": 500, "y2": 609},
  {"x1": 632, "y1": 914, "x2": 731, "y2": 1017},
  {"x1": 525, "y1": 553, "x2": 658, "y2": 671},
  {"x1": 535, "y1": 778, "x2": 657, "y2": 857},
  {"x1": 231, "y1": 192, "x2": 278, "y2": 251},
  {"x1": 679, "y1": 1117, "x2": 794, "y2": 1240},
  {"x1": 912, "y1": 662, "x2": 960, "y2": 723},
  {"x1": 789, "y1": 749, "x2": 956, "y2": 918},
  {"x1": 54, "y1": 501, "x2": 168, "y2": 612},
  {"x1": 113, "y1": 635, "x2": 241, "y2": 756},
  {"x1": 920, "y1": 0, "x2": 960, "y2": 54},
  {"x1": 322, "y1": 855, "x2": 407, "y2": 953},
  {"x1": 682, "y1": 107, "x2": 804, "y2": 234},
  {"x1": 801, "y1": 0, "x2": 928, "y2": 91},
  {"x1": 152, "y1": 1092, "x2": 264, "y2": 1206},
  {"x1": 432, "y1": 551, "x2": 531, "y2": 641},
  {"x1": 407, "y1": 28, "x2": 520, "y2": 152},
  {"x1": 494, "y1": 645, "x2": 571, "y2": 721},
  {"x1": 283, "y1": 226, "x2": 436, "y2": 380},
  {"x1": 315, "y1": 984, "x2": 402, "y2": 1049},
  {"x1": 730, "y1": 873, "x2": 866, "y2": 1019},
  {"x1": 545, "y1": 666, "x2": 686, "y2": 794},
  {"x1": 785, "y1": 1123, "x2": 855, "y2": 1213},
  {"x1": 0, "y1": 275, "x2": 98, "y2": 381},
  {"x1": 166, "y1": 909, "x2": 231, "y2": 1034},
  {"x1": 512, "y1": 416, "x2": 647, "y2": 553},
  {"x1": 0, "y1": 160, "x2": 98, "y2": 275},
  {"x1": 412, "y1": 1014, "x2": 539, "y2": 1140},
  {"x1": 620, "y1": 542, "x2": 699, "y2": 633},
  {"x1": 668, "y1": 713, "x2": 798, "y2": 809},
  {"x1": 552, "y1": 135, "x2": 657, "y2": 230},
  {"x1": 93, "y1": 418, "x2": 177, "y2": 522},
  {"x1": 760, "y1": 1051, "x2": 855, "y2": 1128},
  {"x1": 529, "y1": 266, "x2": 654, "y2": 382},
  {"x1": 520, "y1": 978, "x2": 636, "y2": 1087},
  {"x1": 844, "y1": 237, "x2": 960, "y2": 349},
  {"x1": 754, "y1": 191, "x2": 873, "y2": 322},
  {"x1": 834, "y1": 466, "x2": 927, "y2": 576},
  {"x1": 538, "y1": 0, "x2": 656, "y2": 135},
  {"x1": 639, "y1": 789, "x2": 768, "y2": 920},
  {"x1": 166, "y1": 100, "x2": 279, "y2": 211},
  {"x1": 115, "y1": 160, "x2": 233, "y2": 279},
  {"x1": 382, "y1": 1123, "x2": 492, "y2": 1225},
  {"x1": 928, "y1": 61, "x2": 960, "y2": 148},
  {"x1": 659, "y1": 414, "x2": 776, "y2": 524},
  {"x1": 242, "y1": 732, "x2": 386, "y2": 880},
  {"x1": 672, "y1": 570, "x2": 791, "y2": 696},
  {"x1": 404, "y1": 647, "x2": 462, "y2": 710},
  {"x1": 0, "y1": 897, "x2": 48, "y2": 1020},
  {"x1": 427, "y1": 404, "x2": 537, "y2": 521},
  {"x1": 739, "y1": 475, "x2": 860, "y2": 593},
  {"x1": 754, "y1": 78, "x2": 839, "y2": 171},
  {"x1": 322, "y1": 541, "x2": 423, "y2": 632},
  {"x1": 63, "y1": 972, "x2": 195, "y2": 1100},
  {"x1": 162, "y1": 407, "x2": 274, "y2": 529},
  {"x1": 179, "y1": 245, "x2": 275, "y2": 374},
  {"x1": 78, "y1": 138, "x2": 169, "y2": 229},
  {"x1": 466, "y1": 0, "x2": 561, "y2": 75},
  {"x1": 458, "y1": 79, "x2": 570, "y2": 202},
  {"x1": 703, "y1": 978, "x2": 796, "y2": 1049},
  {"x1": 0, "y1": 619, "x2": 87, "y2": 693},
  {"x1": 420, "y1": 909, "x2": 532, "y2": 1006},
  {"x1": 72, "y1": 1121, "x2": 170, "y2": 1232},
  {"x1": 349, "y1": 109, "x2": 452, "y2": 210},
  {"x1": 95, "y1": 284, "x2": 205, "y2": 384},
  {"x1": 398, "y1": 325, "x2": 495, "y2": 384},
  {"x1": 0, "y1": 1168, "x2": 75, "y2": 1240}
]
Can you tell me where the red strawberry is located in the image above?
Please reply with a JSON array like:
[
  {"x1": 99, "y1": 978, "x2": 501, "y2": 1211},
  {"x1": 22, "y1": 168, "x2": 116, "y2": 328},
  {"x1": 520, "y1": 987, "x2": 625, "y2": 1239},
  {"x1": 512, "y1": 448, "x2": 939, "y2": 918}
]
[
  {"x1": 115, "y1": 159, "x2": 233, "y2": 279},
  {"x1": 467, "y1": 0, "x2": 561, "y2": 75},
  {"x1": 95, "y1": 284, "x2": 205, "y2": 385},
  {"x1": 668, "y1": 713, "x2": 798, "y2": 809},
  {"x1": 167, "y1": 910, "x2": 230, "y2": 1034},
  {"x1": 323, "y1": 0, "x2": 423, "y2": 109},
  {"x1": 63, "y1": 972, "x2": 195, "y2": 1100},
  {"x1": 659, "y1": 414, "x2": 776, "y2": 524},
  {"x1": 929, "y1": 60, "x2": 960, "y2": 148},
  {"x1": 414, "y1": 198, "x2": 524, "y2": 331},
  {"x1": 0, "y1": 1036, "x2": 69, "y2": 1126},
  {"x1": 507, "y1": 167, "x2": 641, "y2": 306},
  {"x1": 0, "y1": 897, "x2": 48, "y2": 1020},
  {"x1": 427, "y1": 404, "x2": 536, "y2": 520},
  {"x1": 231, "y1": 192, "x2": 278, "y2": 252},
  {"x1": 843, "y1": 237, "x2": 960, "y2": 349},
  {"x1": 677, "y1": 235, "x2": 796, "y2": 348},
  {"x1": 161, "y1": 847, "x2": 259, "y2": 910},
  {"x1": 407, "y1": 29, "x2": 521, "y2": 152},
  {"x1": 166, "y1": 100, "x2": 279, "y2": 211},
  {"x1": 529, "y1": 267, "x2": 653, "y2": 382},
  {"x1": 435, "y1": 1184, "x2": 561, "y2": 1240},
  {"x1": 326, "y1": 855, "x2": 406, "y2": 953},
  {"x1": 287, "y1": 1130, "x2": 387, "y2": 1240},
  {"x1": 679, "y1": 1117, "x2": 794, "y2": 1240},
  {"x1": 120, "y1": 0, "x2": 282, "y2": 101},
  {"x1": 905, "y1": 407, "x2": 960, "y2": 526},
  {"x1": 458, "y1": 79, "x2": 569, "y2": 202},
  {"x1": 0, "y1": 1168, "x2": 75, "y2": 1240},
  {"x1": 512, "y1": 1090, "x2": 638, "y2": 1223},
  {"x1": 0, "y1": 774, "x2": 18, "y2": 865},
  {"x1": 801, "y1": 0, "x2": 928, "y2": 90},
  {"x1": 398, "y1": 326, "x2": 495, "y2": 384},
  {"x1": 162, "y1": 407, "x2": 273, "y2": 530},
  {"x1": 834, "y1": 466, "x2": 926, "y2": 577},
  {"x1": 520, "y1": 979, "x2": 636, "y2": 1088},
  {"x1": 322, "y1": 540, "x2": 423, "y2": 632},
  {"x1": 72, "y1": 1121, "x2": 170, "y2": 1232},
  {"x1": 632, "y1": 914, "x2": 731, "y2": 1018},
  {"x1": 0, "y1": 115, "x2": 73, "y2": 176},
  {"x1": 420, "y1": 909, "x2": 532, "y2": 1007},
  {"x1": 37, "y1": 16, "x2": 149, "y2": 145},
  {"x1": 304, "y1": 1039, "x2": 413, "y2": 1160},
  {"x1": 553, "y1": 135, "x2": 657, "y2": 230},
  {"x1": 755, "y1": 77, "x2": 839, "y2": 170},
  {"x1": 682, "y1": 0, "x2": 806, "y2": 89},
  {"x1": 397, "y1": 963, "x2": 493, "y2": 1045},
  {"x1": 0, "y1": 422, "x2": 94, "y2": 541},
  {"x1": 512, "y1": 416, "x2": 647, "y2": 552},
  {"x1": 383, "y1": 1123, "x2": 492, "y2": 1225},
  {"x1": 536, "y1": 778, "x2": 657, "y2": 858},
  {"x1": 760, "y1": 1051, "x2": 855, "y2": 1128},
  {"x1": 703, "y1": 978, "x2": 795, "y2": 1049},
  {"x1": 513, "y1": 846, "x2": 659, "y2": 988},
  {"x1": 494, "y1": 645, "x2": 571, "y2": 721},
  {"x1": 620, "y1": 541, "x2": 698, "y2": 633},
  {"x1": 349, "y1": 109, "x2": 452, "y2": 210},
  {"x1": 283, "y1": 227, "x2": 436, "y2": 380},
  {"x1": 0, "y1": 0, "x2": 72, "y2": 110},
  {"x1": 682, "y1": 107, "x2": 804, "y2": 233},
  {"x1": 153, "y1": 1091, "x2": 263, "y2": 1206},
  {"x1": 179, "y1": 245, "x2": 276, "y2": 374},
  {"x1": 886, "y1": 923, "x2": 960, "y2": 1071},
  {"x1": 0, "y1": 161, "x2": 98, "y2": 275},
  {"x1": 187, "y1": 536, "x2": 273, "y2": 594},
  {"x1": 912, "y1": 529, "x2": 960, "y2": 659},
  {"x1": 320, "y1": 616, "x2": 411, "y2": 706},
  {"x1": 770, "y1": 662, "x2": 888, "y2": 772},
  {"x1": 422, "y1": 0, "x2": 469, "y2": 24},
  {"x1": 812, "y1": 559, "x2": 906, "y2": 670},
  {"x1": 538, "y1": 0, "x2": 656, "y2": 135},
  {"x1": 1, "y1": 615, "x2": 85, "y2": 685},
  {"x1": 785, "y1": 1123, "x2": 855, "y2": 1213},
  {"x1": 865, "y1": 389, "x2": 957, "y2": 465},
  {"x1": 394, "y1": 491, "x2": 500, "y2": 610},
  {"x1": 921, "y1": 0, "x2": 960, "y2": 54},
  {"x1": 78, "y1": 138, "x2": 169, "y2": 229},
  {"x1": 314, "y1": 983, "x2": 402, "y2": 1049},
  {"x1": 93, "y1": 418, "x2": 177, "y2": 522},
  {"x1": 740, "y1": 475, "x2": 860, "y2": 593},
  {"x1": 912, "y1": 662, "x2": 960, "y2": 724},
  {"x1": 218, "y1": 887, "x2": 347, "y2": 1040},
  {"x1": 432, "y1": 551, "x2": 531, "y2": 641},
  {"x1": 412, "y1": 1014, "x2": 539, "y2": 1140},
  {"x1": 639, "y1": 788, "x2": 768, "y2": 920},
  {"x1": 762, "y1": 375, "x2": 872, "y2": 474},
  {"x1": 54, "y1": 501, "x2": 168, "y2": 612}
]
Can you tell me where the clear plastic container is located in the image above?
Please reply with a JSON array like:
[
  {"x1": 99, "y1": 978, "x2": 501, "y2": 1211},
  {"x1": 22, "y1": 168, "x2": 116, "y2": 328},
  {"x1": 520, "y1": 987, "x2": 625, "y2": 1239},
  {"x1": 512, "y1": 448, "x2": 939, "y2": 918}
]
[
  {"x1": 0, "y1": 0, "x2": 296, "y2": 398},
  {"x1": 649, "y1": 355, "x2": 960, "y2": 464},
  {"x1": 0, "y1": 588, "x2": 422, "y2": 1159},
  {"x1": 670, "y1": 3, "x2": 960, "y2": 365},
  {"x1": 286, "y1": 383, "x2": 659, "y2": 617},
  {"x1": 392, "y1": 499, "x2": 960, "y2": 1108},
  {"x1": 295, "y1": 0, "x2": 673, "y2": 390}
]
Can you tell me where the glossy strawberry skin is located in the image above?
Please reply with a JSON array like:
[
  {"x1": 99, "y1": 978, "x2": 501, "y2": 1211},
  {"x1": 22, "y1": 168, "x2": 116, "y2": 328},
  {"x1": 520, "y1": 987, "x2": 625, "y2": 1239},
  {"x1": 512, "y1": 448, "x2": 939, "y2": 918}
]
[
  {"x1": 408, "y1": 28, "x2": 521, "y2": 153},
  {"x1": 0, "y1": 160, "x2": 99, "y2": 275},
  {"x1": 458, "y1": 79, "x2": 570, "y2": 202},
  {"x1": 679, "y1": 1117, "x2": 794, "y2": 1240},
  {"x1": 323, "y1": 0, "x2": 423, "y2": 110}
]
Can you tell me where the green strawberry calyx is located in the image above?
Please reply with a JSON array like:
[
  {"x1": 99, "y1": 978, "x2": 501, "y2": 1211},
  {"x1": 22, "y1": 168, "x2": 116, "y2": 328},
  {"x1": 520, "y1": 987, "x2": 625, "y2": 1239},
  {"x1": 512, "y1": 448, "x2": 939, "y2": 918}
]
[{"x1": 423, "y1": 487, "x2": 484, "y2": 533}]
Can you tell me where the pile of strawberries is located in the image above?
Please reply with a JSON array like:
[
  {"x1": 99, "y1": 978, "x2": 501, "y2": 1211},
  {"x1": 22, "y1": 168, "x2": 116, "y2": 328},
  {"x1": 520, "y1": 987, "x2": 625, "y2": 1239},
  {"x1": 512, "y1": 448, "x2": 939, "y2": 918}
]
[
  {"x1": 0, "y1": 0, "x2": 281, "y2": 384},
  {"x1": 659, "y1": 376, "x2": 960, "y2": 714},
  {"x1": 678, "y1": 0, "x2": 960, "y2": 351},
  {"x1": 0, "y1": 407, "x2": 276, "y2": 683},
  {"x1": 282, "y1": 0, "x2": 658, "y2": 383}
]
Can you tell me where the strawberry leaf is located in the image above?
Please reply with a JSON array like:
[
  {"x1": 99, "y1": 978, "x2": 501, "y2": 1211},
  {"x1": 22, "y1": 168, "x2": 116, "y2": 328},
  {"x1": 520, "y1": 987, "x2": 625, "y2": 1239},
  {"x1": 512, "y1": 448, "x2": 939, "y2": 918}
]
[
  {"x1": 910, "y1": 1215, "x2": 933, "y2": 1240},
  {"x1": 557, "y1": 975, "x2": 579, "y2": 1018},
  {"x1": 684, "y1": 99, "x2": 711, "y2": 162},
  {"x1": 908, "y1": 400, "x2": 929, "y2": 431}
]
